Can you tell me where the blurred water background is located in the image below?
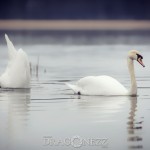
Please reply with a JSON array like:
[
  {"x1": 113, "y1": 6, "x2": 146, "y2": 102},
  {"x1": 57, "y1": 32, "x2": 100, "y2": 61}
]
[
  {"x1": 0, "y1": 0, "x2": 150, "y2": 150},
  {"x1": 0, "y1": 29, "x2": 149, "y2": 150}
]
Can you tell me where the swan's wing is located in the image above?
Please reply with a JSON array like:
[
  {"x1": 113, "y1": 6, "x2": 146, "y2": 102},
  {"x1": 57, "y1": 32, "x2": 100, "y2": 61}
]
[
  {"x1": 5, "y1": 34, "x2": 17, "y2": 61},
  {"x1": 77, "y1": 76, "x2": 95, "y2": 87},
  {"x1": 66, "y1": 77, "x2": 94, "y2": 94},
  {"x1": 76, "y1": 76, "x2": 128, "y2": 95}
]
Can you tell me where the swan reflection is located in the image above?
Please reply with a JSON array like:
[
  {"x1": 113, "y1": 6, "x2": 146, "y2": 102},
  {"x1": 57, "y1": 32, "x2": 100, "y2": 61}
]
[
  {"x1": 72, "y1": 95, "x2": 129, "y2": 123},
  {"x1": 71, "y1": 94, "x2": 144, "y2": 149},
  {"x1": 128, "y1": 96, "x2": 143, "y2": 149},
  {"x1": 0, "y1": 89, "x2": 30, "y2": 149}
]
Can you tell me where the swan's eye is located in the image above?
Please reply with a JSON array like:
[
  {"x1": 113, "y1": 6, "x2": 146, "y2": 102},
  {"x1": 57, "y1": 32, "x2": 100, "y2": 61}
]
[{"x1": 136, "y1": 54, "x2": 143, "y2": 60}]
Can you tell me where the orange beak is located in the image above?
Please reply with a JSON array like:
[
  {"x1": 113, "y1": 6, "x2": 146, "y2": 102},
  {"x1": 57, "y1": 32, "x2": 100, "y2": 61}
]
[{"x1": 137, "y1": 58, "x2": 145, "y2": 67}]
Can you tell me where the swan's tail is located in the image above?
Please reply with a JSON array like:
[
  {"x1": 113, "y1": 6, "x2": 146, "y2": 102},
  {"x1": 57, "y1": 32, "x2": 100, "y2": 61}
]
[
  {"x1": 66, "y1": 83, "x2": 79, "y2": 94},
  {"x1": 5, "y1": 34, "x2": 17, "y2": 60}
]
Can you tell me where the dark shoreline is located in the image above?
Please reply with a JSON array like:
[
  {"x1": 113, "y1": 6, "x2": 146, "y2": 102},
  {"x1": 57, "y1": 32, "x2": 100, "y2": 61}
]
[{"x1": 0, "y1": 29, "x2": 150, "y2": 45}]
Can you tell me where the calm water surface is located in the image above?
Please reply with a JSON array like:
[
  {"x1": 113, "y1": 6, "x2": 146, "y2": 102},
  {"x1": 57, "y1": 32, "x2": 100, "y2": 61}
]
[{"x1": 0, "y1": 31, "x2": 150, "y2": 150}]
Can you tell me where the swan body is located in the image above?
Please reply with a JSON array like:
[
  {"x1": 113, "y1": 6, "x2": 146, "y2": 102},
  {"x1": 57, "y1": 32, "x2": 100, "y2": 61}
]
[
  {"x1": 66, "y1": 75, "x2": 128, "y2": 95},
  {"x1": 66, "y1": 50, "x2": 145, "y2": 96},
  {"x1": 0, "y1": 34, "x2": 30, "y2": 88}
]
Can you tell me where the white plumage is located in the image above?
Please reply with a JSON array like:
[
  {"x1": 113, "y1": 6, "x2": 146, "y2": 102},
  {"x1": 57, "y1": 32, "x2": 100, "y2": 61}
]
[
  {"x1": 66, "y1": 50, "x2": 145, "y2": 96},
  {"x1": 66, "y1": 76, "x2": 128, "y2": 96},
  {"x1": 0, "y1": 34, "x2": 30, "y2": 88}
]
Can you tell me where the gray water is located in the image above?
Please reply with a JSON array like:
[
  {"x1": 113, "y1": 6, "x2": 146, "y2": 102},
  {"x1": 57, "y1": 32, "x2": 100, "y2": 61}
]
[{"x1": 0, "y1": 31, "x2": 150, "y2": 150}]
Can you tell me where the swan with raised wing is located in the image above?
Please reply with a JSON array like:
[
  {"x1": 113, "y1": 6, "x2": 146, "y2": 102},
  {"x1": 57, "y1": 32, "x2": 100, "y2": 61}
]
[
  {"x1": 0, "y1": 34, "x2": 30, "y2": 88},
  {"x1": 66, "y1": 50, "x2": 145, "y2": 96}
]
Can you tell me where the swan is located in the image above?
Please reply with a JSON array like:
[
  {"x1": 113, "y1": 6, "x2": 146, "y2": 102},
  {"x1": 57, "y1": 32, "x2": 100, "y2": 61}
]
[
  {"x1": 0, "y1": 34, "x2": 30, "y2": 88},
  {"x1": 66, "y1": 50, "x2": 145, "y2": 96}
]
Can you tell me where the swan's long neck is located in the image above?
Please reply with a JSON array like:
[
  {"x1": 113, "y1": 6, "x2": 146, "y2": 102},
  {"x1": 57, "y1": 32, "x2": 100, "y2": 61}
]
[{"x1": 127, "y1": 58, "x2": 137, "y2": 95}]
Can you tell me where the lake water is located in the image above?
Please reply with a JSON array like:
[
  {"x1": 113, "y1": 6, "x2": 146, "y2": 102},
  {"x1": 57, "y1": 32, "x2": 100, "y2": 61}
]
[{"x1": 0, "y1": 30, "x2": 150, "y2": 150}]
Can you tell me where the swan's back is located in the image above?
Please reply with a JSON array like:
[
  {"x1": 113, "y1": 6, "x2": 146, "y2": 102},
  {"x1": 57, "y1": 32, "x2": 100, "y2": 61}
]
[{"x1": 67, "y1": 76, "x2": 128, "y2": 95}]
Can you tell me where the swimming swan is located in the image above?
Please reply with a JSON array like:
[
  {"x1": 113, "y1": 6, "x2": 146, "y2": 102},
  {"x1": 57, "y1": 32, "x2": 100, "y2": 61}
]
[
  {"x1": 66, "y1": 50, "x2": 145, "y2": 96},
  {"x1": 0, "y1": 34, "x2": 30, "y2": 88}
]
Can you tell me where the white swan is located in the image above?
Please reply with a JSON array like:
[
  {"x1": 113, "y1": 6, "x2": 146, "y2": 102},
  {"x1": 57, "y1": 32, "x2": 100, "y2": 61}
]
[
  {"x1": 66, "y1": 50, "x2": 145, "y2": 96},
  {"x1": 0, "y1": 34, "x2": 30, "y2": 88}
]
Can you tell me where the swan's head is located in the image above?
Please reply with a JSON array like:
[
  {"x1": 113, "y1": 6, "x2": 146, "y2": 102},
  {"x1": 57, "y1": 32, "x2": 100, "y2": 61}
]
[{"x1": 128, "y1": 50, "x2": 145, "y2": 67}]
